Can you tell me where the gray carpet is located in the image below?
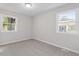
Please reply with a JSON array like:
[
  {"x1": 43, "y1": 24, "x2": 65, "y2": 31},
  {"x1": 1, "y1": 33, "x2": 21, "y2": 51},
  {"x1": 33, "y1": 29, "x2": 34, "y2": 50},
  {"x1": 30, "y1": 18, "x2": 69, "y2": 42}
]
[{"x1": 0, "y1": 39, "x2": 79, "y2": 56}]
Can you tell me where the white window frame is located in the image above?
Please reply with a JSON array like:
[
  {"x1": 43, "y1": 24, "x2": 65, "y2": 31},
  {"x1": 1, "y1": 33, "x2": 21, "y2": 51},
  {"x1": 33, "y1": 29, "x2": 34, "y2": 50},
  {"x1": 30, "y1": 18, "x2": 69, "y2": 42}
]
[
  {"x1": 0, "y1": 15, "x2": 17, "y2": 32},
  {"x1": 56, "y1": 10, "x2": 77, "y2": 34}
]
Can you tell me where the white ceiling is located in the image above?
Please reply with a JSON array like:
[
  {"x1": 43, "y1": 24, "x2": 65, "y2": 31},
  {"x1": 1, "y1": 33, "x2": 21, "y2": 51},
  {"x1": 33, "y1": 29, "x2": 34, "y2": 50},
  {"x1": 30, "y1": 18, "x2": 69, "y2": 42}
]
[{"x1": 0, "y1": 3, "x2": 65, "y2": 16}]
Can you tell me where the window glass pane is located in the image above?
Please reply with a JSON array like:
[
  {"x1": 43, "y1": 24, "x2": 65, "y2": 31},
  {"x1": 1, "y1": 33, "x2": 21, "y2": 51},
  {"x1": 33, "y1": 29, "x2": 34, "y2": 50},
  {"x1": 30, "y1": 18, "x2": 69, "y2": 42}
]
[
  {"x1": 3, "y1": 23, "x2": 8, "y2": 32},
  {"x1": 2, "y1": 16, "x2": 16, "y2": 32},
  {"x1": 3, "y1": 16, "x2": 9, "y2": 24},
  {"x1": 8, "y1": 24, "x2": 15, "y2": 31},
  {"x1": 56, "y1": 10, "x2": 76, "y2": 33}
]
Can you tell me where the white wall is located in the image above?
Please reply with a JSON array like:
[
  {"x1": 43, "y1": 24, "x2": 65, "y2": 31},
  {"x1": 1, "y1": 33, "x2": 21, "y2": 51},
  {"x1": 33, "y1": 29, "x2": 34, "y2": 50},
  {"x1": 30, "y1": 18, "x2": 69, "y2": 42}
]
[
  {"x1": 33, "y1": 4, "x2": 79, "y2": 53},
  {"x1": 0, "y1": 9, "x2": 32, "y2": 45}
]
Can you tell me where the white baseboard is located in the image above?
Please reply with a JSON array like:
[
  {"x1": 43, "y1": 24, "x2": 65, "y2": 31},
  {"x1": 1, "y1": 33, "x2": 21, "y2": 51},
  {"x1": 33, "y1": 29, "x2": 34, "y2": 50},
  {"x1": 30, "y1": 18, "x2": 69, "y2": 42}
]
[
  {"x1": 35, "y1": 38, "x2": 79, "y2": 54},
  {"x1": 0, "y1": 38, "x2": 32, "y2": 45}
]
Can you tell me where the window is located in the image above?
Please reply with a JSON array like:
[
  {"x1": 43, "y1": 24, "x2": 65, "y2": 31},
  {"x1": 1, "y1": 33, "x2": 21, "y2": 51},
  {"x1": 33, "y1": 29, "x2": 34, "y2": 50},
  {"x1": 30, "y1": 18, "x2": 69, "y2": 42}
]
[
  {"x1": 56, "y1": 10, "x2": 76, "y2": 33},
  {"x1": 0, "y1": 16, "x2": 16, "y2": 32}
]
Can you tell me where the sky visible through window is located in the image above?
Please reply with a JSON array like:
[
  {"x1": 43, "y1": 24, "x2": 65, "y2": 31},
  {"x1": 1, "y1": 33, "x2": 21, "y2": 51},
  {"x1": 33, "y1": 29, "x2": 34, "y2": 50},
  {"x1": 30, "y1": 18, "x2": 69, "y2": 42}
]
[{"x1": 57, "y1": 10, "x2": 75, "y2": 21}]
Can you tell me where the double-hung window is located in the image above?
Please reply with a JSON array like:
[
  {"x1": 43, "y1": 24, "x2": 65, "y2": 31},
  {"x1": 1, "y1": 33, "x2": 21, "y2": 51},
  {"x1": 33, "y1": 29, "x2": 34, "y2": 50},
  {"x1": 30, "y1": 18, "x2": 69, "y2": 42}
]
[
  {"x1": 0, "y1": 16, "x2": 16, "y2": 32},
  {"x1": 56, "y1": 10, "x2": 76, "y2": 33}
]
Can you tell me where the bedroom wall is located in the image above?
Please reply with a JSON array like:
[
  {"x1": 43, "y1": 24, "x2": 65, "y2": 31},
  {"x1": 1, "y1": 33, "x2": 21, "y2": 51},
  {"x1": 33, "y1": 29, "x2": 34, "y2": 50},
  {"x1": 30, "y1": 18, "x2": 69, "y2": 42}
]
[
  {"x1": 33, "y1": 3, "x2": 79, "y2": 53},
  {"x1": 0, "y1": 9, "x2": 32, "y2": 45}
]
